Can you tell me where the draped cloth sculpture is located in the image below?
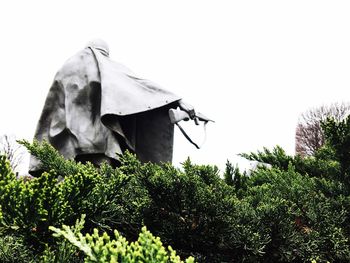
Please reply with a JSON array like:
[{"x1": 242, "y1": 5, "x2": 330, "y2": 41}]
[{"x1": 30, "y1": 39, "x2": 186, "y2": 174}]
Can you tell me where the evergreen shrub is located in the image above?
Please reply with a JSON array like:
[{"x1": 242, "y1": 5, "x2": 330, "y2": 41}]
[{"x1": 0, "y1": 117, "x2": 350, "y2": 261}]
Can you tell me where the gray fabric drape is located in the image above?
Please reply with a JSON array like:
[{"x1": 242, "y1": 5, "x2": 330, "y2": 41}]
[{"x1": 30, "y1": 45, "x2": 181, "y2": 174}]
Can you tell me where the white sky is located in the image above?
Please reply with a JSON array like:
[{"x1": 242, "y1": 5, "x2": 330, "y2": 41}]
[{"x1": 1, "y1": 1, "x2": 350, "y2": 173}]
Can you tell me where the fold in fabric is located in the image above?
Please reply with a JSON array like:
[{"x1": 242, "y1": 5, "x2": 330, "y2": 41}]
[{"x1": 30, "y1": 46, "x2": 181, "y2": 174}]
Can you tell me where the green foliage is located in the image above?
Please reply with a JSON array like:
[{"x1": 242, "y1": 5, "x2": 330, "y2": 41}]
[
  {"x1": 233, "y1": 117, "x2": 350, "y2": 262},
  {"x1": 246, "y1": 165, "x2": 350, "y2": 262},
  {"x1": 129, "y1": 158, "x2": 267, "y2": 262},
  {"x1": 240, "y1": 146, "x2": 295, "y2": 171},
  {"x1": 0, "y1": 234, "x2": 35, "y2": 263},
  {"x1": 50, "y1": 223, "x2": 195, "y2": 263},
  {"x1": 2, "y1": 125, "x2": 350, "y2": 262},
  {"x1": 321, "y1": 117, "x2": 350, "y2": 180},
  {"x1": 18, "y1": 139, "x2": 80, "y2": 177},
  {"x1": 223, "y1": 160, "x2": 235, "y2": 186},
  {"x1": 241, "y1": 144, "x2": 342, "y2": 183},
  {"x1": 40, "y1": 215, "x2": 86, "y2": 263},
  {"x1": 224, "y1": 160, "x2": 250, "y2": 198},
  {"x1": 0, "y1": 142, "x2": 146, "y2": 256}
]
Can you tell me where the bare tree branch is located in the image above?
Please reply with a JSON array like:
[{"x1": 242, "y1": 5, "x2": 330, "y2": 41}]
[
  {"x1": 295, "y1": 102, "x2": 350, "y2": 157},
  {"x1": 0, "y1": 134, "x2": 24, "y2": 171}
]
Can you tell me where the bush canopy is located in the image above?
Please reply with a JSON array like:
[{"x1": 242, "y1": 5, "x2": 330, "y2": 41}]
[{"x1": 1, "y1": 117, "x2": 350, "y2": 262}]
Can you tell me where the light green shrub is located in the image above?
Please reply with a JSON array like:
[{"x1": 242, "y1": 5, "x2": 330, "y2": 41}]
[{"x1": 50, "y1": 219, "x2": 194, "y2": 263}]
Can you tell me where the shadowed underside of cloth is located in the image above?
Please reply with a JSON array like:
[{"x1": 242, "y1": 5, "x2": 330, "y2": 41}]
[{"x1": 29, "y1": 44, "x2": 181, "y2": 175}]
